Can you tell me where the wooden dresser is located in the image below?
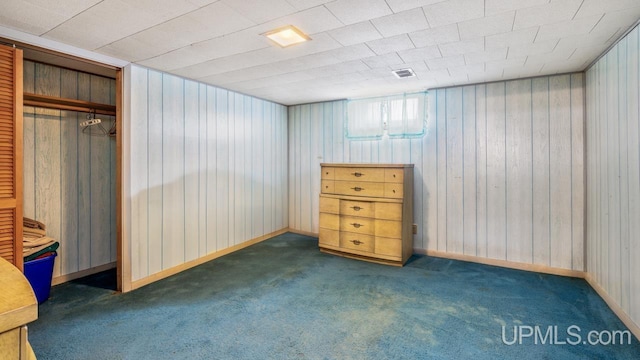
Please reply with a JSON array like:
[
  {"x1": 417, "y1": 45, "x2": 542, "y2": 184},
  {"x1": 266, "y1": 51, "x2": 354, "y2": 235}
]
[
  {"x1": 318, "y1": 163, "x2": 414, "y2": 266},
  {"x1": 0, "y1": 258, "x2": 38, "y2": 359}
]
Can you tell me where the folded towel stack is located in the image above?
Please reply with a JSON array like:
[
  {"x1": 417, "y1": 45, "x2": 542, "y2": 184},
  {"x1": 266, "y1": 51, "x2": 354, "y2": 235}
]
[{"x1": 23, "y1": 217, "x2": 59, "y2": 262}]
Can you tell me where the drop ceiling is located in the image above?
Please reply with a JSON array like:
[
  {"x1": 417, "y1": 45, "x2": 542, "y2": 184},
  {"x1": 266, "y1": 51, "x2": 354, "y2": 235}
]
[{"x1": 0, "y1": 0, "x2": 638, "y2": 105}]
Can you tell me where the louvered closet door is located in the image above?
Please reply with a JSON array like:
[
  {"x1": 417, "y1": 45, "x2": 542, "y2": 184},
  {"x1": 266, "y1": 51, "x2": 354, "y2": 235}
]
[{"x1": 0, "y1": 45, "x2": 23, "y2": 271}]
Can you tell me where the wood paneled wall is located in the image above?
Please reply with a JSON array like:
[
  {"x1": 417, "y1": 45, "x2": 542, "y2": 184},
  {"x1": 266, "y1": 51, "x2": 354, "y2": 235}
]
[
  {"x1": 23, "y1": 60, "x2": 116, "y2": 278},
  {"x1": 127, "y1": 65, "x2": 288, "y2": 282},
  {"x1": 586, "y1": 25, "x2": 640, "y2": 331},
  {"x1": 289, "y1": 73, "x2": 585, "y2": 271}
]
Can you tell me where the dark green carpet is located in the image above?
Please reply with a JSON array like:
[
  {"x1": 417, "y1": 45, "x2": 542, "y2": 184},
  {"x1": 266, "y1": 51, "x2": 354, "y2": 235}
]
[{"x1": 29, "y1": 233, "x2": 639, "y2": 359}]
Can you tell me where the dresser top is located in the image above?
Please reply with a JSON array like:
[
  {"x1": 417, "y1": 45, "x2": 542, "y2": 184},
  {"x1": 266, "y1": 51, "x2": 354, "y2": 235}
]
[{"x1": 320, "y1": 163, "x2": 414, "y2": 168}]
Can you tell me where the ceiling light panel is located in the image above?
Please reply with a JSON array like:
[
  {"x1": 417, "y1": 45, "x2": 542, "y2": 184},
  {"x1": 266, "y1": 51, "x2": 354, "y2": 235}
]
[{"x1": 264, "y1": 25, "x2": 311, "y2": 47}]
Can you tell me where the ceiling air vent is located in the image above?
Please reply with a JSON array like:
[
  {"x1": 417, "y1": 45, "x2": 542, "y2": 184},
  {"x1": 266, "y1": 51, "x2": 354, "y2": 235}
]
[{"x1": 392, "y1": 68, "x2": 416, "y2": 78}]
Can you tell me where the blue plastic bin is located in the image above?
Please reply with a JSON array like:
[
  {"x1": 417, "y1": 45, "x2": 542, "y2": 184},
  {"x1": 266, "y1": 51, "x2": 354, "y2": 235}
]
[{"x1": 24, "y1": 253, "x2": 57, "y2": 304}]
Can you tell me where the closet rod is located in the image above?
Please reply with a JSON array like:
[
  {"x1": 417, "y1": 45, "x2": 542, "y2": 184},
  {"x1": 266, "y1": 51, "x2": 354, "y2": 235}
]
[{"x1": 23, "y1": 92, "x2": 116, "y2": 116}]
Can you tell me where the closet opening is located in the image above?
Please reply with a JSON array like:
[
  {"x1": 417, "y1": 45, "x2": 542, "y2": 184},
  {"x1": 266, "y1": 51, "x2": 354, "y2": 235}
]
[{"x1": 2, "y1": 38, "x2": 125, "y2": 292}]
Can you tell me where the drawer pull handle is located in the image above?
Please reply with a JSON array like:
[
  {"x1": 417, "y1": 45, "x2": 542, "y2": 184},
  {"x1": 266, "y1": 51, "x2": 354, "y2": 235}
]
[
  {"x1": 350, "y1": 223, "x2": 362, "y2": 228},
  {"x1": 351, "y1": 187, "x2": 364, "y2": 191},
  {"x1": 351, "y1": 206, "x2": 362, "y2": 211},
  {"x1": 393, "y1": 189, "x2": 396, "y2": 193},
  {"x1": 352, "y1": 172, "x2": 363, "y2": 177},
  {"x1": 350, "y1": 240, "x2": 363, "y2": 245}
]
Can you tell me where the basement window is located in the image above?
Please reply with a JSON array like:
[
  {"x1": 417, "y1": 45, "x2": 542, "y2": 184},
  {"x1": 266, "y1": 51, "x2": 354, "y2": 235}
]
[{"x1": 346, "y1": 92, "x2": 427, "y2": 140}]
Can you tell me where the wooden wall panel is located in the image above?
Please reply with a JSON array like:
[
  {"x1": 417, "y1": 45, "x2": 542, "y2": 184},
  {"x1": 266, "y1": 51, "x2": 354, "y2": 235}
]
[
  {"x1": 90, "y1": 76, "x2": 113, "y2": 268},
  {"x1": 162, "y1": 75, "x2": 185, "y2": 269},
  {"x1": 183, "y1": 80, "x2": 199, "y2": 263},
  {"x1": 34, "y1": 64, "x2": 62, "y2": 277},
  {"x1": 585, "y1": 24, "x2": 640, "y2": 334},
  {"x1": 289, "y1": 73, "x2": 585, "y2": 271},
  {"x1": 22, "y1": 61, "x2": 116, "y2": 278},
  {"x1": 127, "y1": 65, "x2": 288, "y2": 282},
  {"x1": 462, "y1": 86, "x2": 477, "y2": 256},
  {"x1": 129, "y1": 66, "x2": 148, "y2": 281},
  {"x1": 505, "y1": 79, "x2": 533, "y2": 264},
  {"x1": 59, "y1": 69, "x2": 79, "y2": 275}
]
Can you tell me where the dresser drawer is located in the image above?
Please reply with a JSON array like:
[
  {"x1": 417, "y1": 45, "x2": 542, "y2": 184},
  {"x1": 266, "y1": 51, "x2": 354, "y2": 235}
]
[
  {"x1": 319, "y1": 228, "x2": 339, "y2": 247},
  {"x1": 375, "y1": 202, "x2": 402, "y2": 221},
  {"x1": 321, "y1": 167, "x2": 336, "y2": 180},
  {"x1": 320, "y1": 196, "x2": 339, "y2": 214},
  {"x1": 375, "y1": 236, "x2": 402, "y2": 258},
  {"x1": 321, "y1": 180, "x2": 335, "y2": 194},
  {"x1": 334, "y1": 167, "x2": 385, "y2": 182},
  {"x1": 334, "y1": 180, "x2": 384, "y2": 197},
  {"x1": 340, "y1": 199, "x2": 374, "y2": 218},
  {"x1": 375, "y1": 219, "x2": 402, "y2": 238},
  {"x1": 319, "y1": 213, "x2": 339, "y2": 230},
  {"x1": 340, "y1": 232, "x2": 374, "y2": 253},
  {"x1": 340, "y1": 216, "x2": 374, "y2": 235},
  {"x1": 384, "y1": 168, "x2": 404, "y2": 183},
  {"x1": 384, "y1": 183, "x2": 403, "y2": 198}
]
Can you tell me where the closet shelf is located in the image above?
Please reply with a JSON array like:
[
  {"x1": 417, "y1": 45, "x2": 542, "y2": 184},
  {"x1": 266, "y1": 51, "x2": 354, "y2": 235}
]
[{"x1": 23, "y1": 92, "x2": 116, "y2": 116}]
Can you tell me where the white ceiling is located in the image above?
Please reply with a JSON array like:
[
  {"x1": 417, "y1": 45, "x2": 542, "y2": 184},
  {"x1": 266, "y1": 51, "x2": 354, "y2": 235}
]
[{"x1": 0, "y1": 0, "x2": 639, "y2": 105}]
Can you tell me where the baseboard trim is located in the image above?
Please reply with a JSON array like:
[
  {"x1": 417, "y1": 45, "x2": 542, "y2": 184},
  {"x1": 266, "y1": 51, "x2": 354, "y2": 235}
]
[
  {"x1": 286, "y1": 228, "x2": 318, "y2": 237},
  {"x1": 414, "y1": 248, "x2": 586, "y2": 278},
  {"x1": 130, "y1": 228, "x2": 288, "y2": 291},
  {"x1": 584, "y1": 274, "x2": 640, "y2": 342},
  {"x1": 52, "y1": 262, "x2": 117, "y2": 286}
]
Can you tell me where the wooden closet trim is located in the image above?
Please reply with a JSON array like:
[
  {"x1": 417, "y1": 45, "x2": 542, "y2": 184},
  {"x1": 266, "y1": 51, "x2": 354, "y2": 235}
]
[{"x1": 23, "y1": 92, "x2": 116, "y2": 116}]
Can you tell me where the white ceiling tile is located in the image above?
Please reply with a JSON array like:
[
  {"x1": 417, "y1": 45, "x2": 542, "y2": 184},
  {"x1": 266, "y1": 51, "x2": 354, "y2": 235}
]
[
  {"x1": 447, "y1": 63, "x2": 485, "y2": 77},
  {"x1": 485, "y1": 0, "x2": 549, "y2": 16},
  {"x1": 370, "y1": 8, "x2": 429, "y2": 38},
  {"x1": 362, "y1": 53, "x2": 405, "y2": 69},
  {"x1": 173, "y1": 33, "x2": 341, "y2": 79},
  {"x1": 524, "y1": 47, "x2": 576, "y2": 68},
  {"x1": 422, "y1": 0, "x2": 484, "y2": 28},
  {"x1": 438, "y1": 37, "x2": 484, "y2": 57},
  {"x1": 507, "y1": 39, "x2": 558, "y2": 58},
  {"x1": 425, "y1": 55, "x2": 464, "y2": 70},
  {"x1": 484, "y1": 56, "x2": 526, "y2": 72},
  {"x1": 535, "y1": 15, "x2": 602, "y2": 43},
  {"x1": 285, "y1": 0, "x2": 336, "y2": 11},
  {"x1": 366, "y1": 34, "x2": 416, "y2": 55},
  {"x1": 485, "y1": 27, "x2": 538, "y2": 49},
  {"x1": 390, "y1": 61, "x2": 429, "y2": 73},
  {"x1": 385, "y1": 0, "x2": 447, "y2": 13},
  {"x1": 0, "y1": 1, "x2": 70, "y2": 35},
  {"x1": 306, "y1": 60, "x2": 371, "y2": 78},
  {"x1": 43, "y1": 0, "x2": 167, "y2": 50},
  {"x1": 539, "y1": 56, "x2": 590, "y2": 74},
  {"x1": 464, "y1": 48, "x2": 508, "y2": 64},
  {"x1": 325, "y1": 0, "x2": 393, "y2": 26},
  {"x1": 513, "y1": 0, "x2": 583, "y2": 30},
  {"x1": 272, "y1": 44, "x2": 375, "y2": 74},
  {"x1": 554, "y1": 30, "x2": 619, "y2": 51},
  {"x1": 137, "y1": 31, "x2": 270, "y2": 71},
  {"x1": 397, "y1": 45, "x2": 441, "y2": 62},
  {"x1": 119, "y1": 0, "x2": 199, "y2": 22},
  {"x1": 574, "y1": 0, "x2": 640, "y2": 18},
  {"x1": 220, "y1": 0, "x2": 296, "y2": 24},
  {"x1": 587, "y1": 7, "x2": 640, "y2": 42},
  {"x1": 408, "y1": 24, "x2": 459, "y2": 47},
  {"x1": 502, "y1": 63, "x2": 543, "y2": 79},
  {"x1": 98, "y1": 37, "x2": 171, "y2": 63},
  {"x1": 458, "y1": 11, "x2": 516, "y2": 40},
  {"x1": 260, "y1": 5, "x2": 344, "y2": 35},
  {"x1": 328, "y1": 21, "x2": 383, "y2": 47},
  {"x1": 99, "y1": 1, "x2": 256, "y2": 62}
]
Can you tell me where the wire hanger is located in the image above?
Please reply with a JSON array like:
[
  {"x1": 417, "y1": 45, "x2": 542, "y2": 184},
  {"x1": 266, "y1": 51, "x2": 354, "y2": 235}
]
[{"x1": 80, "y1": 110, "x2": 109, "y2": 137}]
